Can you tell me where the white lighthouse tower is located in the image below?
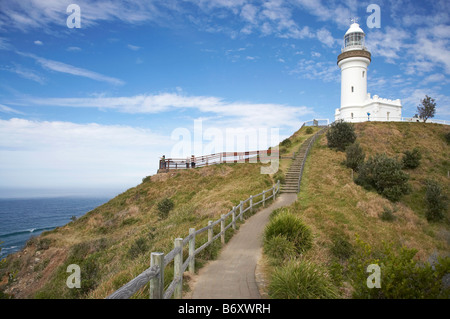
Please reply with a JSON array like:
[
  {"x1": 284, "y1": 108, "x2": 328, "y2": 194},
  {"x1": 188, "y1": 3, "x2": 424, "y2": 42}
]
[{"x1": 335, "y1": 21, "x2": 402, "y2": 122}]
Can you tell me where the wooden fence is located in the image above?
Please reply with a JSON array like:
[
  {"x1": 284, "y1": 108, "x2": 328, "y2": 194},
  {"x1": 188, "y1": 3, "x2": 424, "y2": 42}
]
[
  {"x1": 106, "y1": 180, "x2": 281, "y2": 299},
  {"x1": 158, "y1": 149, "x2": 279, "y2": 172}
]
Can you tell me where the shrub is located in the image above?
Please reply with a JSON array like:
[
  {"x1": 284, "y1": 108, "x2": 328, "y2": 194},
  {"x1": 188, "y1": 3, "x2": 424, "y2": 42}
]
[
  {"x1": 157, "y1": 198, "x2": 174, "y2": 219},
  {"x1": 263, "y1": 234, "x2": 297, "y2": 263},
  {"x1": 142, "y1": 176, "x2": 151, "y2": 183},
  {"x1": 264, "y1": 211, "x2": 312, "y2": 254},
  {"x1": 425, "y1": 180, "x2": 447, "y2": 222},
  {"x1": 127, "y1": 237, "x2": 148, "y2": 259},
  {"x1": 330, "y1": 235, "x2": 354, "y2": 260},
  {"x1": 305, "y1": 127, "x2": 313, "y2": 134},
  {"x1": 380, "y1": 206, "x2": 397, "y2": 222},
  {"x1": 445, "y1": 131, "x2": 450, "y2": 144},
  {"x1": 344, "y1": 142, "x2": 365, "y2": 172},
  {"x1": 355, "y1": 153, "x2": 410, "y2": 202},
  {"x1": 402, "y1": 148, "x2": 421, "y2": 169},
  {"x1": 280, "y1": 138, "x2": 292, "y2": 148},
  {"x1": 326, "y1": 120, "x2": 356, "y2": 151},
  {"x1": 272, "y1": 169, "x2": 285, "y2": 185},
  {"x1": 268, "y1": 260, "x2": 339, "y2": 299},
  {"x1": 348, "y1": 237, "x2": 450, "y2": 298}
]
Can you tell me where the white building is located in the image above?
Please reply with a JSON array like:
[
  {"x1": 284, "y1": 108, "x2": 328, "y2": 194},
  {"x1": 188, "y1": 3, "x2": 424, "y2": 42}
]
[{"x1": 335, "y1": 22, "x2": 402, "y2": 123}]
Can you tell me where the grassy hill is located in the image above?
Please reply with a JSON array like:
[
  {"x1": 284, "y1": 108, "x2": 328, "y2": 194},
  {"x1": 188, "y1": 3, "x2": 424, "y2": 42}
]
[
  {"x1": 1, "y1": 122, "x2": 448, "y2": 299},
  {"x1": 0, "y1": 161, "x2": 277, "y2": 298},
  {"x1": 262, "y1": 122, "x2": 450, "y2": 298}
]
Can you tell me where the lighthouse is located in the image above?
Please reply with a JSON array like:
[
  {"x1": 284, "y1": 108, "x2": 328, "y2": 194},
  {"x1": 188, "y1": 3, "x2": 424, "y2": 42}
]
[{"x1": 335, "y1": 21, "x2": 402, "y2": 122}]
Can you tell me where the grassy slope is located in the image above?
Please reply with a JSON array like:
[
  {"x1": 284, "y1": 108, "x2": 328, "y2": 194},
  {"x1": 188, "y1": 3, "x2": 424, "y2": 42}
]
[
  {"x1": 272, "y1": 122, "x2": 449, "y2": 298},
  {"x1": 0, "y1": 162, "x2": 275, "y2": 299}
]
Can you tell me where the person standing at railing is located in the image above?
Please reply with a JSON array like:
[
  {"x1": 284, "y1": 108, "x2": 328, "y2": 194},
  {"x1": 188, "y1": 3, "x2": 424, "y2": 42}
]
[
  {"x1": 186, "y1": 157, "x2": 190, "y2": 169},
  {"x1": 161, "y1": 155, "x2": 166, "y2": 169},
  {"x1": 191, "y1": 155, "x2": 196, "y2": 168}
]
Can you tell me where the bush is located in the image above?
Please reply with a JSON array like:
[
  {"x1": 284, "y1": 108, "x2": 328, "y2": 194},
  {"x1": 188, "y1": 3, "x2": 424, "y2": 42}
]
[
  {"x1": 445, "y1": 131, "x2": 450, "y2": 144},
  {"x1": 402, "y1": 148, "x2": 421, "y2": 169},
  {"x1": 264, "y1": 235, "x2": 297, "y2": 263},
  {"x1": 380, "y1": 206, "x2": 397, "y2": 222},
  {"x1": 280, "y1": 138, "x2": 292, "y2": 148},
  {"x1": 355, "y1": 153, "x2": 410, "y2": 202},
  {"x1": 264, "y1": 211, "x2": 312, "y2": 254},
  {"x1": 127, "y1": 237, "x2": 149, "y2": 259},
  {"x1": 268, "y1": 260, "x2": 339, "y2": 299},
  {"x1": 425, "y1": 180, "x2": 447, "y2": 222},
  {"x1": 348, "y1": 237, "x2": 450, "y2": 298},
  {"x1": 344, "y1": 142, "x2": 365, "y2": 172},
  {"x1": 157, "y1": 198, "x2": 174, "y2": 219},
  {"x1": 326, "y1": 120, "x2": 356, "y2": 151},
  {"x1": 142, "y1": 176, "x2": 151, "y2": 183},
  {"x1": 330, "y1": 235, "x2": 354, "y2": 260},
  {"x1": 305, "y1": 127, "x2": 313, "y2": 134}
]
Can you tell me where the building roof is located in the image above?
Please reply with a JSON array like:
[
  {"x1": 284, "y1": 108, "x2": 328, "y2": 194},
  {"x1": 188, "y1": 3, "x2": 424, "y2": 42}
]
[{"x1": 345, "y1": 23, "x2": 365, "y2": 36}]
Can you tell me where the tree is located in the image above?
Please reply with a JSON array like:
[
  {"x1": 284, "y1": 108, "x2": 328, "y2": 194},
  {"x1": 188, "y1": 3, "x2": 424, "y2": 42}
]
[
  {"x1": 326, "y1": 120, "x2": 356, "y2": 152},
  {"x1": 417, "y1": 95, "x2": 436, "y2": 123},
  {"x1": 345, "y1": 142, "x2": 365, "y2": 172}
]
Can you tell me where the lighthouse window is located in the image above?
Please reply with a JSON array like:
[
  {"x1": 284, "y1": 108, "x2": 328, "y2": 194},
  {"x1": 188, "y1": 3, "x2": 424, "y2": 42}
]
[
  {"x1": 362, "y1": 71, "x2": 365, "y2": 78},
  {"x1": 351, "y1": 113, "x2": 354, "y2": 119},
  {"x1": 351, "y1": 86, "x2": 354, "y2": 92}
]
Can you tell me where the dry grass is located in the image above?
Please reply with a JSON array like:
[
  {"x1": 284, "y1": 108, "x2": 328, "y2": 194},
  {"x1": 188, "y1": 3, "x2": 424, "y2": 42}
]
[{"x1": 0, "y1": 161, "x2": 275, "y2": 298}]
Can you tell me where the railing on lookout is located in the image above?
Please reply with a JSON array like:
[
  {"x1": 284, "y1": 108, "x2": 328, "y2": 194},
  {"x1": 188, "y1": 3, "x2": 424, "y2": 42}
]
[{"x1": 158, "y1": 149, "x2": 279, "y2": 172}]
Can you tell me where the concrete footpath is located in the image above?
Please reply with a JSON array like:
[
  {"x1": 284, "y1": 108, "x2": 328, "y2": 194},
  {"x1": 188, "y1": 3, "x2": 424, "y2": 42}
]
[{"x1": 189, "y1": 193, "x2": 298, "y2": 299}]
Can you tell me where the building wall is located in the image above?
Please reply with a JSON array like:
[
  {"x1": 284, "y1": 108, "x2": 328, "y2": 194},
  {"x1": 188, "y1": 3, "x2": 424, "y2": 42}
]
[{"x1": 339, "y1": 56, "x2": 370, "y2": 108}]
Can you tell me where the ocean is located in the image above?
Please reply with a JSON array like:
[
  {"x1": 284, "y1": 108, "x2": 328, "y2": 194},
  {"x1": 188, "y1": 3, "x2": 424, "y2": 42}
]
[{"x1": 0, "y1": 197, "x2": 110, "y2": 260}]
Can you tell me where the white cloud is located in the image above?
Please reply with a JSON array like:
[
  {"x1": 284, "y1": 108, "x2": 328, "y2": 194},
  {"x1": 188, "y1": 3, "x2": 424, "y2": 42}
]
[
  {"x1": 33, "y1": 40, "x2": 43, "y2": 45},
  {"x1": 127, "y1": 44, "x2": 141, "y2": 51},
  {"x1": 0, "y1": 118, "x2": 171, "y2": 189},
  {"x1": 16, "y1": 92, "x2": 314, "y2": 129},
  {"x1": 16, "y1": 51, "x2": 124, "y2": 85},
  {"x1": 1, "y1": 64, "x2": 45, "y2": 84},
  {"x1": 0, "y1": 104, "x2": 24, "y2": 115},
  {"x1": 66, "y1": 46, "x2": 82, "y2": 52}
]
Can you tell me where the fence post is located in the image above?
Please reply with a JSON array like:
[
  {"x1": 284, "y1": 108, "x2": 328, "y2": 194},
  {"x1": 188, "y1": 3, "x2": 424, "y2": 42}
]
[
  {"x1": 239, "y1": 201, "x2": 243, "y2": 221},
  {"x1": 150, "y1": 252, "x2": 164, "y2": 299},
  {"x1": 208, "y1": 221, "x2": 213, "y2": 243},
  {"x1": 189, "y1": 228, "x2": 195, "y2": 274},
  {"x1": 262, "y1": 190, "x2": 266, "y2": 207},
  {"x1": 232, "y1": 206, "x2": 236, "y2": 230},
  {"x1": 174, "y1": 238, "x2": 183, "y2": 299},
  {"x1": 250, "y1": 195, "x2": 253, "y2": 213},
  {"x1": 220, "y1": 214, "x2": 225, "y2": 244}
]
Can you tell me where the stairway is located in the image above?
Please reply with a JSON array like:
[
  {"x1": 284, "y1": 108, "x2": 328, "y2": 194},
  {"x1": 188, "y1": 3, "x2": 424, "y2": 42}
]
[{"x1": 280, "y1": 129, "x2": 326, "y2": 194}]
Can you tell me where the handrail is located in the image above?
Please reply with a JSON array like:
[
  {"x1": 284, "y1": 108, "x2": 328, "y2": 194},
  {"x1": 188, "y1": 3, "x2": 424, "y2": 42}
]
[{"x1": 106, "y1": 180, "x2": 281, "y2": 299}]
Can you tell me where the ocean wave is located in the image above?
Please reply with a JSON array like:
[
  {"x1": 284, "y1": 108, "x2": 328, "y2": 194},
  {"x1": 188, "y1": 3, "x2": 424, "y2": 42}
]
[{"x1": 0, "y1": 227, "x2": 56, "y2": 239}]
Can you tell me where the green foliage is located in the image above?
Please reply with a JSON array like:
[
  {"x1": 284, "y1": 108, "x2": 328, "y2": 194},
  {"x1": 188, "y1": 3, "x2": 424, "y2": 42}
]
[
  {"x1": 417, "y1": 95, "x2": 436, "y2": 122},
  {"x1": 326, "y1": 120, "x2": 357, "y2": 152},
  {"x1": 402, "y1": 148, "x2": 422, "y2": 169},
  {"x1": 263, "y1": 235, "x2": 297, "y2": 264},
  {"x1": 157, "y1": 198, "x2": 174, "y2": 219},
  {"x1": 264, "y1": 211, "x2": 312, "y2": 254},
  {"x1": 344, "y1": 142, "x2": 365, "y2": 172},
  {"x1": 355, "y1": 153, "x2": 410, "y2": 202},
  {"x1": 445, "y1": 131, "x2": 450, "y2": 144},
  {"x1": 330, "y1": 234, "x2": 354, "y2": 260},
  {"x1": 305, "y1": 127, "x2": 313, "y2": 134},
  {"x1": 268, "y1": 260, "x2": 339, "y2": 299},
  {"x1": 127, "y1": 237, "x2": 149, "y2": 259},
  {"x1": 425, "y1": 179, "x2": 447, "y2": 222},
  {"x1": 380, "y1": 206, "x2": 397, "y2": 222},
  {"x1": 348, "y1": 236, "x2": 450, "y2": 298},
  {"x1": 272, "y1": 169, "x2": 285, "y2": 185},
  {"x1": 280, "y1": 138, "x2": 292, "y2": 148},
  {"x1": 142, "y1": 175, "x2": 151, "y2": 183}
]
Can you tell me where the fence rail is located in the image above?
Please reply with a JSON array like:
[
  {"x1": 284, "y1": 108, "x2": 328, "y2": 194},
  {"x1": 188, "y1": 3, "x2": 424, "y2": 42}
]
[
  {"x1": 106, "y1": 180, "x2": 281, "y2": 299},
  {"x1": 158, "y1": 150, "x2": 280, "y2": 172}
]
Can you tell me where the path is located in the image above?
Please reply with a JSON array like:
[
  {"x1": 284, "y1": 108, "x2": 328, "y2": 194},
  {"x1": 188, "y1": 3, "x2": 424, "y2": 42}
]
[{"x1": 189, "y1": 193, "x2": 297, "y2": 299}]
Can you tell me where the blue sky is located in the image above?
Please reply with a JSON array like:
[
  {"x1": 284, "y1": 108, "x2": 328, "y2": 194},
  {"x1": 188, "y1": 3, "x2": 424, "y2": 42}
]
[{"x1": 0, "y1": 0, "x2": 449, "y2": 196}]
